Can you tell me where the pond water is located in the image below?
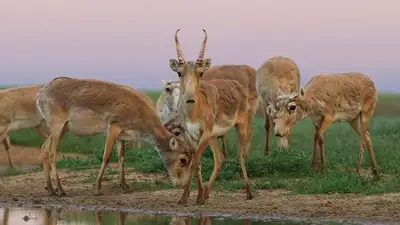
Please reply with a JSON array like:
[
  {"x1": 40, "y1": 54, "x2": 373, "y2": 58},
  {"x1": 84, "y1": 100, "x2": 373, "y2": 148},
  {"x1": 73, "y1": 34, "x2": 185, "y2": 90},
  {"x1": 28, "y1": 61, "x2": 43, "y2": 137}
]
[{"x1": 0, "y1": 206, "x2": 378, "y2": 225}]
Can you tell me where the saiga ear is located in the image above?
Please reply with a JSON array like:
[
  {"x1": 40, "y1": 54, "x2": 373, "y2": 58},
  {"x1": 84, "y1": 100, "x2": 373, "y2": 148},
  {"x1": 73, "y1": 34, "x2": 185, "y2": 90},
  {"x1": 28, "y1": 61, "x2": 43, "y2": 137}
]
[
  {"x1": 299, "y1": 88, "x2": 305, "y2": 97},
  {"x1": 169, "y1": 59, "x2": 180, "y2": 72},
  {"x1": 266, "y1": 105, "x2": 276, "y2": 116},
  {"x1": 202, "y1": 58, "x2": 212, "y2": 71},
  {"x1": 169, "y1": 137, "x2": 178, "y2": 150},
  {"x1": 162, "y1": 80, "x2": 168, "y2": 87}
]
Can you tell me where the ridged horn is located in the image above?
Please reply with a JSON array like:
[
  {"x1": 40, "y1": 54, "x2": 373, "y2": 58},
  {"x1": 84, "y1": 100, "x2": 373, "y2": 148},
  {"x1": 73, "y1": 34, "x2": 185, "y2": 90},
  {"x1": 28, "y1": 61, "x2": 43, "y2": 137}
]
[
  {"x1": 175, "y1": 29, "x2": 185, "y2": 64},
  {"x1": 196, "y1": 29, "x2": 208, "y2": 65}
]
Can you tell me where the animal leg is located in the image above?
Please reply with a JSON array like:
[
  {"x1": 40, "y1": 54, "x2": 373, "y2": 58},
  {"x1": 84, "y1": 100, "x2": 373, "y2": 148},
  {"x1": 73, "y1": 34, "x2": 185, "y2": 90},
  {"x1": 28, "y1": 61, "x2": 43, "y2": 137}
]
[
  {"x1": 312, "y1": 116, "x2": 333, "y2": 171},
  {"x1": 41, "y1": 135, "x2": 56, "y2": 195},
  {"x1": 360, "y1": 111, "x2": 379, "y2": 179},
  {"x1": 245, "y1": 109, "x2": 254, "y2": 156},
  {"x1": 219, "y1": 135, "x2": 228, "y2": 159},
  {"x1": 196, "y1": 162, "x2": 204, "y2": 204},
  {"x1": 2, "y1": 135, "x2": 13, "y2": 168},
  {"x1": 117, "y1": 140, "x2": 130, "y2": 192},
  {"x1": 178, "y1": 129, "x2": 212, "y2": 205},
  {"x1": 235, "y1": 116, "x2": 253, "y2": 200},
  {"x1": 349, "y1": 114, "x2": 366, "y2": 175},
  {"x1": 202, "y1": 137, "x2": 223, "y2": 202},
  {"x1": 263, "y1": 104, "x2": 272, "y2": 156},
  {"x1": 48, "y1": 121, "x2": 67, "y2": 196},
  {"x1": 94, "y1": 123, "x2": 121, "y2": 196}
]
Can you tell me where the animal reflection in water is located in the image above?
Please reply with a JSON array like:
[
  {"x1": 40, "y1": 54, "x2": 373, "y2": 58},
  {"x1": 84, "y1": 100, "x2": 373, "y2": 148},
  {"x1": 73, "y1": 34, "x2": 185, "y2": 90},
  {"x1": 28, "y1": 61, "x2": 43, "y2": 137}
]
[
  {"x1": 0, "y1": 208, "x2": 59, "y2": 225},
  {"x1": 0, "y1": 208, "x2": 251, "y2": 225},
  {"x1": 95, "y1": 211, "x2": 252, "y2": 225}
]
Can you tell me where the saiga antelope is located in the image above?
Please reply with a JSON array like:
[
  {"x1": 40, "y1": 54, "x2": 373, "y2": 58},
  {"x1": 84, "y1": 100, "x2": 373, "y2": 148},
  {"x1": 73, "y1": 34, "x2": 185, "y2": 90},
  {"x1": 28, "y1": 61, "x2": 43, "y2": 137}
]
[
  {"x1": 202, "y1": 64, "x2": 258, "y2": 156},
  {"x1": 156, "y1": 80, "x2": 228, "y2": 158},
  {"x1": 168, "y1": 29, "x2": 253, "y2": 205},
  {"x1": 156, "y1": 80, "x2": 181, "y2": 122},
  {"x1": 36, "y1": 77, "x2": 193, "y2": 196},
  {"x1": 269, "y1": 72, "x2": 379, "y2": 179},
  {"x1": 256, "y1": 56, "x2": 301, "y2": 155},
  {"x1": 0, "y1": 85, "x2": 50, "y2": 168},
  {"x1": 158, "y1": 63, "x2": 258, "y2": 158}
]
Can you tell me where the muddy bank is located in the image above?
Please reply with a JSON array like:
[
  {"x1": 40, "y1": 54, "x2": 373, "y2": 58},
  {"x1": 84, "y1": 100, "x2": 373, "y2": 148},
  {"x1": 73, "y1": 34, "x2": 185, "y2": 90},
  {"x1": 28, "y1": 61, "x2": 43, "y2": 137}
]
[{"x1": 0, "y1": 167, "x2": 399, "y2": 224}]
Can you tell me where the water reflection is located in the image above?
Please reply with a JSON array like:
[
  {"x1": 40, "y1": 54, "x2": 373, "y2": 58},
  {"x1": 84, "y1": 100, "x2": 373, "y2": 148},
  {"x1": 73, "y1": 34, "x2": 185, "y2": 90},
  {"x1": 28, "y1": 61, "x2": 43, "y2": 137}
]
[
  {"x1": 0, "y1": 207, "x2": 353, "y2": 225},
  {"x1": 0, "y1": 208, "x2": 59, "y2": 225}
]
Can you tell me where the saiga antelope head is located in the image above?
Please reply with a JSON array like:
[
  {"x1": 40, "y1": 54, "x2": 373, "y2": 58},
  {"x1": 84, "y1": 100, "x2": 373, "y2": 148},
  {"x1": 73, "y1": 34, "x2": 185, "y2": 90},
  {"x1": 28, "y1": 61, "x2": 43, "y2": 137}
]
[{"x1": 168, "y1": 29, "x2": 212, "y2": 104}]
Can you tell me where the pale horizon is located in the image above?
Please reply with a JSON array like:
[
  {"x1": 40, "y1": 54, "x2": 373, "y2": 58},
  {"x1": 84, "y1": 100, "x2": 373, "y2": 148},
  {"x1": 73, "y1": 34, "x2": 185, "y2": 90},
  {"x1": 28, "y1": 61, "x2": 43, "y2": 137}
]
[{"x1": 1, "y1": 0, "x2": 399, "y2": 91}]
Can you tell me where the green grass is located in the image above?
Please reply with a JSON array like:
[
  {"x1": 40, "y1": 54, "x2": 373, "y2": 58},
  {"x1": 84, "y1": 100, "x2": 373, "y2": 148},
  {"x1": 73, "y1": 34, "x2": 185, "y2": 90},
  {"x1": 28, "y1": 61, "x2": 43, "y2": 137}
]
[{"x1": 5, "y1": 90, "x2": 400, "y2": 195}]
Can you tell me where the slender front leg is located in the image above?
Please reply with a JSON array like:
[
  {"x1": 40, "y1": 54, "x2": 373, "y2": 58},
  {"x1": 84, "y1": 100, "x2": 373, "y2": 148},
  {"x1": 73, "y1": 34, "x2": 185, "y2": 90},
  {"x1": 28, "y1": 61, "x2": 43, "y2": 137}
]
[
  {"x1": 236, "y1": 117, "x2": 253, "y2": 200},
  {"x1": 312, "y1": 123, "x2": 319, "y2": 171},
  {"x1": 94, "y1": 123, "x2": 121, "y2": 196},
  {"x1": 2, "y1": 135, "x2": 13, "y2": 168},
  {"x1": 219, "y1": 135, "x2": 228, "y2": 159},
  {"x1": 196, "y1": 163, "x2": 204, "y2": 204},
  {"x1": 312, "y1": 116, "x2": 334, "y2": 171},
  {"x1": 178, "y1": 130, "x2": 212, "y2": 205},
  {"x1": 263, "y1": 104, "x2": 272, "y2": 156},
  {"x1": 202, "y1": 137, "x2": 223, "y2": 203},
  {"x1": 245, "y1": 109, "x2": 255, "y2": 156},
  {"x1": 117, "y1": 140, "x2": 130, "y2": 192}
]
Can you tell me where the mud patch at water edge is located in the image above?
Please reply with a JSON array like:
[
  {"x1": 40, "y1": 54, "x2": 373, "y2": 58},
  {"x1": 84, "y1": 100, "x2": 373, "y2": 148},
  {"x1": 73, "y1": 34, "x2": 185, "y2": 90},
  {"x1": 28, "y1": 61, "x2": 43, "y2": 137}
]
[
  {"x1": 0, "y1": 169, "x2": 399, "y2": 223},
  {"x1": 0, "y1": 206, "x2": 390, "y2": 225}
]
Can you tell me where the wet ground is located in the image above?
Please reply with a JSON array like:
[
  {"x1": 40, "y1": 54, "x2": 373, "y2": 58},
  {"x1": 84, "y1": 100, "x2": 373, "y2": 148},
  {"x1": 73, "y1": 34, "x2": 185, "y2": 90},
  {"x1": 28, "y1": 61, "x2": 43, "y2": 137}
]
[{"x1": 0, "y1": 145, "x2": 399, "y2": 224}]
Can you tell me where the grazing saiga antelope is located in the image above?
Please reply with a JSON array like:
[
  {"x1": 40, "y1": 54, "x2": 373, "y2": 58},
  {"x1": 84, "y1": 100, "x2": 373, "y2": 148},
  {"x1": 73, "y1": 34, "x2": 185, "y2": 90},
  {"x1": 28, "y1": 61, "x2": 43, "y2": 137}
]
[
  {"x1": 168, "y1": 29, "x2": 253, "y2": 205},
  {"x1": 0, "y1": 85, "x2": 50, "y2": 168},
  {"x1": 269, "y1": 72, "x2": 379, "y2": 178},
  {"x1": 256, "y1": 56, "x2": 301, "y2": 155},
  {"x1": 36, "y1": 77, "x2": 194, "y2": 196}
]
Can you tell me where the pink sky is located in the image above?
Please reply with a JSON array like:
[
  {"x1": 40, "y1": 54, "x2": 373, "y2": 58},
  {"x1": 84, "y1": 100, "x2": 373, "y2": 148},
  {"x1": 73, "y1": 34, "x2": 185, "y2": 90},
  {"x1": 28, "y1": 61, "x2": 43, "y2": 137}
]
[{"x1": 1, "y1": 0, "x2": 399, "y2": 91}]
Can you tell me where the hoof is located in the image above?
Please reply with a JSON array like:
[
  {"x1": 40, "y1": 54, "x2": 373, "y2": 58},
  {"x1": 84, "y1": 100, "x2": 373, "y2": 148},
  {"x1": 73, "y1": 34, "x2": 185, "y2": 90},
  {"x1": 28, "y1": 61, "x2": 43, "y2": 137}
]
[
  {"x1": 56, "y1": 189, "x2": 66, "y2": 197},
  {"x1": 311, "y1": 165, "x2": 318, "y2": 171},
  {"x1": 196, "y1": 192, "x2": 206, "y2": 205},
  {"x1": 177, "y1": 197, "x2": 188, "y2": 205},
  {"x1": 118, "y1": 183, "x2": 130, "y2": 193},
  {"x1": 372, "y1": 173, "x2": 381, "y2": 182},
  {"x1": 246, "y1": 192, "x2": 253, "y2": 200},
  {"x1": 94, "y1": 190, "x2": 103, "y2": 196},
  {"x1": 319, "y1": 166, "x2": 328, "y2": 173},
  {"x1": 47, "y1": 190, "x2": 57, "y2": 196}
]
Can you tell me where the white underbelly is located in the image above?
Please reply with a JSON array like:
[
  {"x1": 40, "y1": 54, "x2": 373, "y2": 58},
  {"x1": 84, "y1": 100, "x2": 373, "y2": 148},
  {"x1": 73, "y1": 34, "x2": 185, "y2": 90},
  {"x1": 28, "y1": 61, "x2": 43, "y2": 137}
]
[
  {"x1": 334, "y1": 107, "x2": 361, "y2": 122},
  {"x1": 66, "y1": 111, "x2": 106, "y2": 137},
  {"x1": 211, "y1": 124, "x2": 233, "y2": 137}
]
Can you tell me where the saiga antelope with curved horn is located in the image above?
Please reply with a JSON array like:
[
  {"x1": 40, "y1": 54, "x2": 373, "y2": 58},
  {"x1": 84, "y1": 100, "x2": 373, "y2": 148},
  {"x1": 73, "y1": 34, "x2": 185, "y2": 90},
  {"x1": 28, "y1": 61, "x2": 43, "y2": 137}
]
[
  {"x1": 256, "y1": 56, "x2": 301, "y2": 155},
  {"x1": 270, "y1": 72, "x2": 379, "y2": 179},
  {"x1": 36, "y1": 77, "x2": 193, "y2": 196},
  {"x1": 168, "y1": 29, "x2": 253, "y2": 205}
]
